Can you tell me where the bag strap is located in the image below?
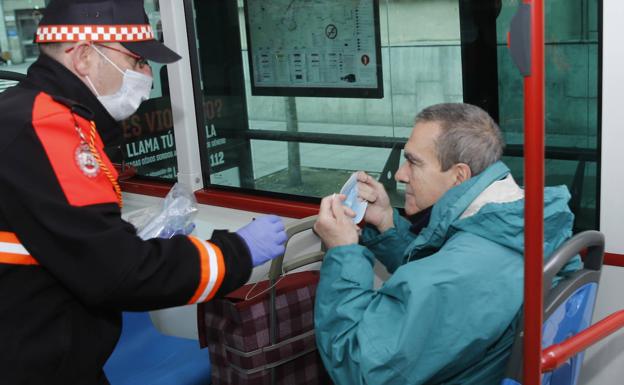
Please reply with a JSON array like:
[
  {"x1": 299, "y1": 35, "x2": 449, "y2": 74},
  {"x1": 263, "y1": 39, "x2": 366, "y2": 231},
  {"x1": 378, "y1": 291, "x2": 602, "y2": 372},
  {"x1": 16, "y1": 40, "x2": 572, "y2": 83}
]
[
  {"x1": 224, "y1": 329, "x2": 316, "y2": 357},
  {"x1": 227, "y1": 346, "x2": 318, "y2": 376},
  {"x1": 264, "y1": 215, "x2": 324, "y2": 385},
  {"x1": 224, "y1": 329, "x2": 318, "y2": 375}
]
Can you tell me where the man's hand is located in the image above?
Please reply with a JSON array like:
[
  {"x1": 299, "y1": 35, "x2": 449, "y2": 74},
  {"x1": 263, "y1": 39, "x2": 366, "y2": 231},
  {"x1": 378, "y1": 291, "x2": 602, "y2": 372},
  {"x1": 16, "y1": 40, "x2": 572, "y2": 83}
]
[
  {"x1": 314, "y1": 194, "x2": 359, "y2": 249},
  {"x1": 355, "y1": 171, "x2": 394, "y2": 233},
  {"x1": 236, "y1": 215, "x2": 288, "y2": 267}
]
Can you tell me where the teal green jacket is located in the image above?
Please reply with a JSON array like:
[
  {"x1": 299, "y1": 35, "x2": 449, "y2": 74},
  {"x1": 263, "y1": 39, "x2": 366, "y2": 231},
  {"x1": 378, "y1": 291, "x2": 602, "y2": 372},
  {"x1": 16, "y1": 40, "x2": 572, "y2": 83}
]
[{"x1": 314, "y1": 161, "x2": 581, "y2": 385}]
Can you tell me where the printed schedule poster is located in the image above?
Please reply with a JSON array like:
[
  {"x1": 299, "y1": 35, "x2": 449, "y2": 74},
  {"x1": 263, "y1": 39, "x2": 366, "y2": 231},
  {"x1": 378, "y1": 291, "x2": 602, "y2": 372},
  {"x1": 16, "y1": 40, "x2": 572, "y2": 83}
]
[{"x1": 244, "y1": 0, "x2": 383, "y2": 98}]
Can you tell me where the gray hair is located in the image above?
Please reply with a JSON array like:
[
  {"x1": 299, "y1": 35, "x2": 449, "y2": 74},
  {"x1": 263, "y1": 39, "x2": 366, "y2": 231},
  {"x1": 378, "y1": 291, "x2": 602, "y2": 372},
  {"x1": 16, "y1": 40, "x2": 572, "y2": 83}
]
[{"x1": 415, "y1": 103, "x2": 505, "y2": 176}]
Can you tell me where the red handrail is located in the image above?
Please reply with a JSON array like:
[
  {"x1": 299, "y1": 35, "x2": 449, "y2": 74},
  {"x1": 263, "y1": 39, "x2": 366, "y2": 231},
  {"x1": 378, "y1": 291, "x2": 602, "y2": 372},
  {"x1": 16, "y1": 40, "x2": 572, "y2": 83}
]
[
  {"x1": 541, "y1": 310, "x2": 624, "y2": 372},
  {"x1": 523, "y1": 0, "x2": 545, "y2": 384}
]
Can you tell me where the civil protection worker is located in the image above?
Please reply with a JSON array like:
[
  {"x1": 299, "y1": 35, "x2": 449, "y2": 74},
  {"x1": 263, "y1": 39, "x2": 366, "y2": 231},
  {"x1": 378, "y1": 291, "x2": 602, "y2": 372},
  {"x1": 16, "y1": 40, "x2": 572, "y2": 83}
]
[{"x1": 0, "y1": 1, "x2": 287, "y2": 384}]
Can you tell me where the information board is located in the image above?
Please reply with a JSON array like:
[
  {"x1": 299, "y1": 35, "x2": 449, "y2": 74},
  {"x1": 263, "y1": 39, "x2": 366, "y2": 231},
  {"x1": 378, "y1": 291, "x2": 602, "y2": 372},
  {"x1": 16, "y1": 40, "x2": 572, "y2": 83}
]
[{"x1": 244, "y1": 0, "x2": 383, "y2": 98}]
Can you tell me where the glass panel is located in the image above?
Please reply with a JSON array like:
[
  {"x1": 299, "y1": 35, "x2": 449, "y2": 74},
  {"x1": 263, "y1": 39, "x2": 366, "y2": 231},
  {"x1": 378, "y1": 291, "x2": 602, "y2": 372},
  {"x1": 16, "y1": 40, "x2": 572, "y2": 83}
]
[
  {"x1": 116, "y1": 0, "x2": 178, "y2": 180},
  {"x1": 189, "y1": 0, "x2": 600, "y2": 231},
  {"x1": 0, "y1": 0, "x2": 177, "y2": 180},
  {"x1": 251, "y1": 140, "x2": 392, "y2": 196},
  {"x1": 0, "y1": 0, "x2": 45, "y2": 88},
  {"x1": 496, "y1": 0, "x2": 599, "y2": 231},
  {"x1": 191, "y1": 0, "x2": 463, "y2": 207}
]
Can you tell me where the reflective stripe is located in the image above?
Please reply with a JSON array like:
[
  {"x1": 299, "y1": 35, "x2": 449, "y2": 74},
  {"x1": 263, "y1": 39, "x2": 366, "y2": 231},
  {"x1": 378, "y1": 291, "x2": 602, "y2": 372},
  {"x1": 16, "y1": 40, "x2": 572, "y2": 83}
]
[
  {"x1": 198, "y1": 242, "x2": 225, "y2": 302},
  {"x1": 0, "y1": 242, "x2": 29, "y2": 255},
  {"x1": 189, "y1": 236, "x2": 210, "y2": 303},
  {"x1": 0, "y1": 253, "x2": 39, "y2": 266},
  {"x1": 0, "y1": 232, "x2": 38, "y2": 266},
  {"x1": 188, "y1": 237, "x2": 226, "y2": 304},
  {"x1": 0, "y1": 231, "x2": 20, "y2": 243}
]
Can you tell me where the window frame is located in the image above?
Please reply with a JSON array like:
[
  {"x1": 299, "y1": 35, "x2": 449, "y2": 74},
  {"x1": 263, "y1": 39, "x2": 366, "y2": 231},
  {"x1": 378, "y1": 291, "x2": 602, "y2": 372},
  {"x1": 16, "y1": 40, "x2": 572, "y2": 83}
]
[{"x1": 129, "y1": 0, "x2": 602, "y2": 227}]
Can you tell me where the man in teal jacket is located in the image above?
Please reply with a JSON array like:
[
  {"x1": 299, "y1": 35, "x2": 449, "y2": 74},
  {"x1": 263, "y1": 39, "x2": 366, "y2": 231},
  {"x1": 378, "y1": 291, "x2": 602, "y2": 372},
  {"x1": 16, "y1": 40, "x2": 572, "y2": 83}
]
[{"x1": 313, "y1": 103, "x2": 581, "y2": 385}]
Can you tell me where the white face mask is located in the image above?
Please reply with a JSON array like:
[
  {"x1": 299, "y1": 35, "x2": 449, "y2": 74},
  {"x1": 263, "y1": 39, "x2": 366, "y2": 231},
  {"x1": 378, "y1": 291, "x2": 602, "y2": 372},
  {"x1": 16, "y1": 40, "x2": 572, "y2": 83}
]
[{"x1": 86, "y1": 45, "x2": 153, "y2": 121}]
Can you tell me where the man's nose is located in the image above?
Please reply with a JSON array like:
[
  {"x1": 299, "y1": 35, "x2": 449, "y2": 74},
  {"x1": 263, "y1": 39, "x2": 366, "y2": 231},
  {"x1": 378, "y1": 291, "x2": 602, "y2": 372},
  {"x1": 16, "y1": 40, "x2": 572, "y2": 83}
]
[
  {"x1": 395, "y1": 163, "x2": 408, "y2": 183},
  {"x1": 138, "y1": 62, "x2": 153, "y2": 77}
]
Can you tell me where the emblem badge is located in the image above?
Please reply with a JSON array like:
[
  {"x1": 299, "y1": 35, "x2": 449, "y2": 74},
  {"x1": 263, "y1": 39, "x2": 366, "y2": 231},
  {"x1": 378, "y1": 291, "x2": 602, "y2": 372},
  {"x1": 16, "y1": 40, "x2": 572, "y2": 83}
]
[{"x1": 75, "y1": 143, "x2": 100, "y2": 178}]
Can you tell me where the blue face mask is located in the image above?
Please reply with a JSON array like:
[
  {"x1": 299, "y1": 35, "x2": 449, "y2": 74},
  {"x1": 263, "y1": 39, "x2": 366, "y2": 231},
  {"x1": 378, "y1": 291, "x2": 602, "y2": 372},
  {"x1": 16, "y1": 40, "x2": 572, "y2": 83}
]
[{"x1": 340, "y1": 173, "x2": 368, "y2": 224}]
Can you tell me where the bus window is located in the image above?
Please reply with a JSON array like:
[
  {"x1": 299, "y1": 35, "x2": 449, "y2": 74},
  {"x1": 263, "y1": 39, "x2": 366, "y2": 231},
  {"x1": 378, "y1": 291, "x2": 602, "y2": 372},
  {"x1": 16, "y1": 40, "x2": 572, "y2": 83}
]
[
  {"x1": 496, "y1": 0, "x2": 600, "y2": 231},
  {"x1": 115, "y1": 0, "x2": 179, "y2": 181},
  {"x1": 184, "y1": 0, "x2": 599, "y2": 231},
  {"x1": 0, "y1": 2, "x2": 44, "y2": 91},
  {"x1": 0, "y1": 0, "x2": 178, "y2": 181},
  {"x1": 187, "y1": 0, "x2": 463, "y2": 207}
]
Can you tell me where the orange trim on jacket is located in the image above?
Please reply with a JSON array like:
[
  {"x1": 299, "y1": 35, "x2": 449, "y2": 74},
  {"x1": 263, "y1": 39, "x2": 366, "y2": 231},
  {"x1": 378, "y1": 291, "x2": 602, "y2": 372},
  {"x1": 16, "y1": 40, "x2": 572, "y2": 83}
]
[
  {"x1": 31, "y1": 93, "x2": 119, "y2": 207},
  {"x1": 188, "y1": 237, "x2": 226, "y2": 304},
  {"x1": 0, "y1": 232, "x2": 39, "y2": 266}
]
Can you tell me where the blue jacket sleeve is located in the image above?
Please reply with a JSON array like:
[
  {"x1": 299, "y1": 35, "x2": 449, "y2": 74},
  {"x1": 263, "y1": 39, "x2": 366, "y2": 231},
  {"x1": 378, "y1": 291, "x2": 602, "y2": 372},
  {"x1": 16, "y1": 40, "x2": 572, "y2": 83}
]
[
  {"x1": 315, "y1": 233, "x2": 524, "y2": 385},
  {"x1": 359, "y1": 209, "x2": 416, "y2": 273}
]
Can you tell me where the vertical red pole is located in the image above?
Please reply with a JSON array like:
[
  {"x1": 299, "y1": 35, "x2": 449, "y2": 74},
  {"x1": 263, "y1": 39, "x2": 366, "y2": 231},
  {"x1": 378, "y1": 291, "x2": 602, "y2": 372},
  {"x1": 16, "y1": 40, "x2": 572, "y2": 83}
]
[{"x1": 523, "y1": 0, "x2": 544, "y2": 384}]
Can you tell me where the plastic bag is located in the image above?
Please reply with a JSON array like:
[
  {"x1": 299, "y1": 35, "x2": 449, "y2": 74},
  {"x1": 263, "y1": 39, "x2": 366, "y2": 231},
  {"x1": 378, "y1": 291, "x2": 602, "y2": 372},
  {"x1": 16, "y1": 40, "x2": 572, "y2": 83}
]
[{"x1": 128, "y1": 183, "x2": 198, "y2": 240}]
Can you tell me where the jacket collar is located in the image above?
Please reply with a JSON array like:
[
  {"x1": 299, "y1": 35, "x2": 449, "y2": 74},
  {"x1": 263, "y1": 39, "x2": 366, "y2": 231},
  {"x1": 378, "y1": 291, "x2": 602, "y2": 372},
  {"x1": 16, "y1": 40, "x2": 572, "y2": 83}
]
[
  {"x1": 23, "y1": 54, "x2": 121, "y2": 147},
  {"x1": 408, "y1": 206, "x2": 433, "y2": 235},
  {"x1": 459, "y1": 174, "x2": 524, "y2": 220}
]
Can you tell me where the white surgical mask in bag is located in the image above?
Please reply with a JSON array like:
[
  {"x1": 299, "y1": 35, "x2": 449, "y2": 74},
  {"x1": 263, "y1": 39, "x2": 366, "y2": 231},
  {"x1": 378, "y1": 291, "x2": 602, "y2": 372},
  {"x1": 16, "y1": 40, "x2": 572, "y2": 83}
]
[{"x1": 86, "y1": 45, "x2": 153, "y2": 121}]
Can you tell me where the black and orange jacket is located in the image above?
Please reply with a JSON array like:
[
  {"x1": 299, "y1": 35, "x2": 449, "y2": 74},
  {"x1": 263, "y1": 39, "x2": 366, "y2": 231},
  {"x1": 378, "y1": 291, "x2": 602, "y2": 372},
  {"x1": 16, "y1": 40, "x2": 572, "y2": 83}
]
[{"x1": 0, "y1": 55, "x2": 252, "y2": 385}]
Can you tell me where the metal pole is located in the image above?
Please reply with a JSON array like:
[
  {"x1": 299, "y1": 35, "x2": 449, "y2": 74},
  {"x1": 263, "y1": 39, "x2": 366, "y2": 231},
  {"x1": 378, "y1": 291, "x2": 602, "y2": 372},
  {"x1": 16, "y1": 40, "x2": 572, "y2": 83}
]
[
  {"x1": 285, "y1": 97, "x2": 302, "y2": 187},
  {"x1": 523, "y1": 0, "x2": 545, "y2": 383},
  {"x1": 161, "y1": 0, "x2": 204, "y2": 191},
  {"x1": 269, "y1": 282, "x2": 277, "y2": 385}
]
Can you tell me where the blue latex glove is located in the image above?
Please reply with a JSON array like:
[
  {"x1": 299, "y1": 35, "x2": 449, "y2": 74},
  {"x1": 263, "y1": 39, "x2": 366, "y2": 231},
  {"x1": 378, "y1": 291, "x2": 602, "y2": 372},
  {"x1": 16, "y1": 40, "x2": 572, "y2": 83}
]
[{"x1": 236, "y1": 215, "x2": 288, "y2": 267}]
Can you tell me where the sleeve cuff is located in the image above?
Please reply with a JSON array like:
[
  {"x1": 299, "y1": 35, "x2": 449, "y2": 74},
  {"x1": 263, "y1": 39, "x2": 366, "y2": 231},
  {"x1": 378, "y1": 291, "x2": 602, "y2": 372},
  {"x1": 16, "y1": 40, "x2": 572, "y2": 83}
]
[
  {"x1": 361, "y1": 210, "x2": 407, "y2": 247},
  {"x1": 187, "y1": 230, "x2": 253, "y2": 303},
  {"x1": 187, "y1": 237, "x2": 226, "y2": 303},
  {"x1": 209, "y1": 230, "x2": 253, "y2": 298}
]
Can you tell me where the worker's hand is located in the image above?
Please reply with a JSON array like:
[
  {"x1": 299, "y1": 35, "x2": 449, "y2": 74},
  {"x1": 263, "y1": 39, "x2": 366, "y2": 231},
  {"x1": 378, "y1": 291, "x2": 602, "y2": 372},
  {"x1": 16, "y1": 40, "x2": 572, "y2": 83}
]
[
  {"x1": 314, "y1": 194, "x2": 359, "y2": 249},
  {"x1": 236, "y1": 215, "x2": 288, "y2": 267},
  {"x1": 356, "y1": 171, "x2": 394, "y2": 233}
]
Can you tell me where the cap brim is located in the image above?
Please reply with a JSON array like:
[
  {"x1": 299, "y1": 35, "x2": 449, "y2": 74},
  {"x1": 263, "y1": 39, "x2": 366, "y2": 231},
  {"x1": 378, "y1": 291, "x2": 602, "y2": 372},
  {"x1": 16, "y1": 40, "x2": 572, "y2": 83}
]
[{"x1": 122, "y1": 40, "x2": 181, "y2": 64}]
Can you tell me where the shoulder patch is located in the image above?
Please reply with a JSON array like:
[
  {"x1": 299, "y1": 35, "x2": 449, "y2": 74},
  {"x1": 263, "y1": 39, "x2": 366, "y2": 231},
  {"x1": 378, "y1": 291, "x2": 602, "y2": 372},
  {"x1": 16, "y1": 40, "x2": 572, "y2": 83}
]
[{"x1": 32, "y1": 92, "x2": 119, "y2": 207}]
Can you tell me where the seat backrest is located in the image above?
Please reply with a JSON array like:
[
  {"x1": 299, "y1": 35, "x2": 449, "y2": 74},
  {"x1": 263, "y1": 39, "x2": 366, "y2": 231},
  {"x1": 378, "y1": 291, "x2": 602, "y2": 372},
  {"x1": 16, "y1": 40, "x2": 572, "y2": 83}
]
[
  {"x1": 540, "y1": 282, "x2": 598, "y2": 385},
  {"x1": 105, "y1": 311, "x2": 211, "y2": 385},
  {"x1": 502, "y1": 230, "x2": 605, "y2": 385}
]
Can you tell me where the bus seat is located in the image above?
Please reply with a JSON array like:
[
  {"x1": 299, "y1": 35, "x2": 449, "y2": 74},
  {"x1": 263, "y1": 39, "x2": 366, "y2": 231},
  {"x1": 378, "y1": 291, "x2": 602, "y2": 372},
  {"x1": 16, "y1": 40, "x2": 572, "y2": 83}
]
[
  {"x1": 103, "y1": 311, "x2": 211, "y2": 385},
  {"x1": 501, "y1": 230, "x2": 605, "y2": 385}
]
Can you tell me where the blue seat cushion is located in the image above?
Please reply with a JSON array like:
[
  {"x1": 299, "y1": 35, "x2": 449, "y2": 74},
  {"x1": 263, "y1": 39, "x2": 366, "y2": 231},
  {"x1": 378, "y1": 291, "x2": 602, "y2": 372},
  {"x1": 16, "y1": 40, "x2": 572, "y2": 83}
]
[{"x1": 104, "y1": 312, "x2": 211, "y2": 385}]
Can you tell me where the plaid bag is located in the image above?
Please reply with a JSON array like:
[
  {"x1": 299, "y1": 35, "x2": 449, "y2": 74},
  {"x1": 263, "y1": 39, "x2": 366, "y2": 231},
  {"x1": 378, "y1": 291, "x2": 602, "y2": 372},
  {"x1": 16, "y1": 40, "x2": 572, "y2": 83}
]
[{"x1": 197, "y1": 216, "x2": 332, "y2": 385}]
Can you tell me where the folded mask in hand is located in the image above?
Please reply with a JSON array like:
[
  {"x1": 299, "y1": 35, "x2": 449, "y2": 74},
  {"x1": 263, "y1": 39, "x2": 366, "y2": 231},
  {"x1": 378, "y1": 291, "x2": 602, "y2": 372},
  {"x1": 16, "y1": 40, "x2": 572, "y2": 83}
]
[{"x1": 340, "y1": 172, "x2": 368, "y2": 224}]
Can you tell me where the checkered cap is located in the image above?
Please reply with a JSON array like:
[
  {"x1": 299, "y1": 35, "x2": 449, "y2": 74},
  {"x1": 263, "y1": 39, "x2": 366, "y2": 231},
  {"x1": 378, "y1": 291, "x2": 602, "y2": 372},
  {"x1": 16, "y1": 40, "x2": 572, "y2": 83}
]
[
  {"x1": 35, "y1": 24, "x2": 154, "y2": 43},
  {"x1": 36, "y1": 0, "x2": 180, "y2": 63}
]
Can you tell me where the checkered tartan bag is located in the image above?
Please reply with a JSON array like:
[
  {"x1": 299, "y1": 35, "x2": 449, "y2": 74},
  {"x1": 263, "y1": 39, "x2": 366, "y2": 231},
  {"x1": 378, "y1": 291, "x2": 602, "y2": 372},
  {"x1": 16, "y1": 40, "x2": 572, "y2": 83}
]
[{"x1": 197, "y1": 216, "x2": 332, "y2": 385}]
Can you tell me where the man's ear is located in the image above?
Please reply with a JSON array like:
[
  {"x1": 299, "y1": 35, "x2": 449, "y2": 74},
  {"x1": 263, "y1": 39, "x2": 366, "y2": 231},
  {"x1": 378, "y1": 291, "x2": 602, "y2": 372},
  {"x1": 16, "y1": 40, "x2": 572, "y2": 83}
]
[
  {"x1": 453, "y1": 163, "x2": 472, "y2": 185},
  {"x1": 69, "y1": 42, "x2": 96, "y2": 77}
]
